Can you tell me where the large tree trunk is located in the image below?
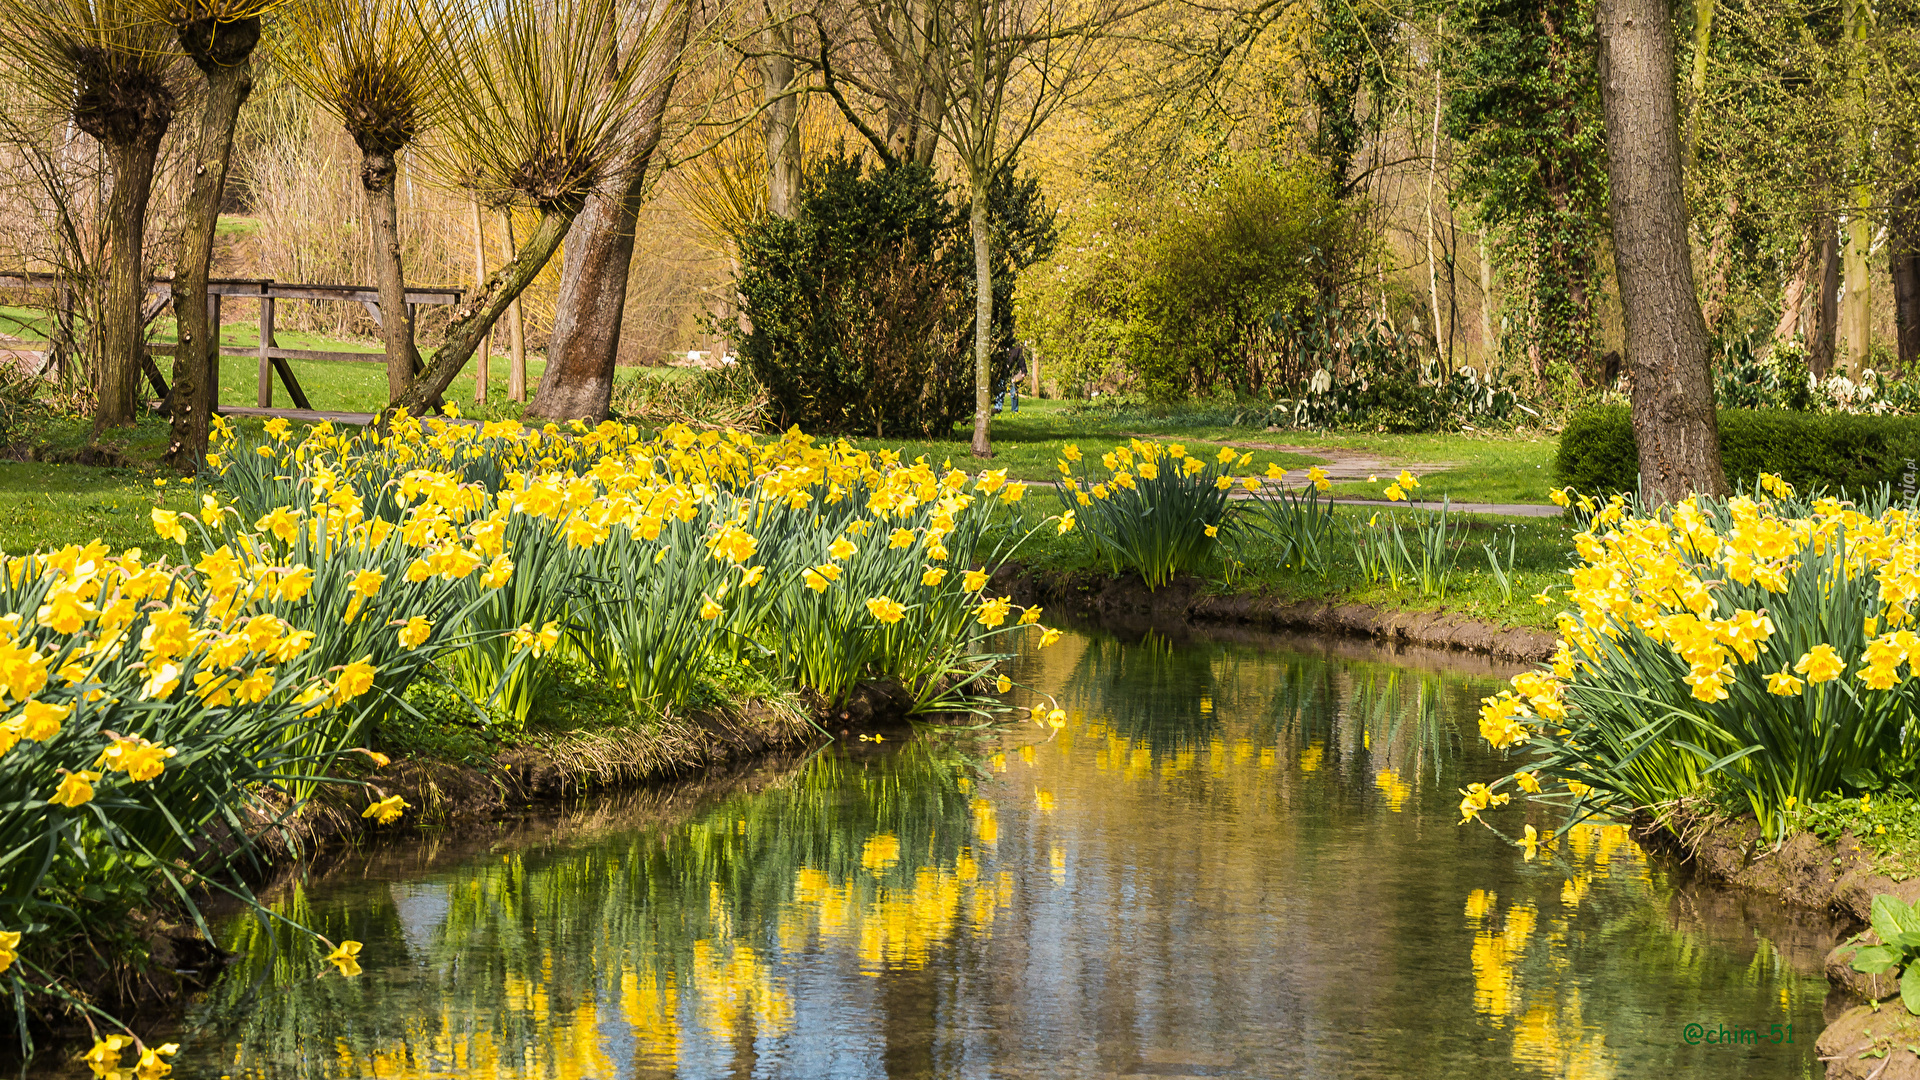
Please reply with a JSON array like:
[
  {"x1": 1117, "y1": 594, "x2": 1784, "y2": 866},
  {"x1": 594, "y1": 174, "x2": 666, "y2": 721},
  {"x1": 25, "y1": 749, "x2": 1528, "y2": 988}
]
[
  {"x1": 1597, "y1": 0, "x2": 1727, "y2": 502},
  {"x1": 525, "y1": 179, "x2": 643, "y2": 421},
  {"x1": 968, "y1": 186, "x2": 992, "y2": 457},
  {"x1": 527, "y1": 6, "x2": 684, "y2": 423},
  {"x1": 390, "y1": 208, "x2": 574, "y2": 416},
  {"x1": 166, "y1": 18, "x2": 259, "y2": 473},
  {"x1": 362, "y1": 148, "x2": 422, "y2": 402},
  {"x1": 94, "y1": 138, "x2": 162, "y2": 434}
]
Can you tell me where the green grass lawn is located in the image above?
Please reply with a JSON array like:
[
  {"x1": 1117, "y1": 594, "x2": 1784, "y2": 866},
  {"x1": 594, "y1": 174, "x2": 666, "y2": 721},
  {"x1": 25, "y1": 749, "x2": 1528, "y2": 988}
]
[{"x1": 0, "y1": 462, "x2": 202, "y2": 555}]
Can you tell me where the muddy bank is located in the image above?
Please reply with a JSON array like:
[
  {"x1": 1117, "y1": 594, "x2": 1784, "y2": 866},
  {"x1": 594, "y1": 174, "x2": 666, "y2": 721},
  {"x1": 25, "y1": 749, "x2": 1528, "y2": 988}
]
[
  {"x1": 1635, "y1": 813, "x2": 1920, "y2": 1078},
  {"x1": 1636, "y1": 813, "x2": 1906, "y2": 929},
  {"x1": 995, "y1": 563, "x2": 1557, "y2": 662}
]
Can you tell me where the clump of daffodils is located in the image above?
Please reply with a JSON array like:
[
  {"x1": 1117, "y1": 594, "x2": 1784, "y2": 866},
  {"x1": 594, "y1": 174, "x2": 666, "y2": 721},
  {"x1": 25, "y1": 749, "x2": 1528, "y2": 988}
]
[{"x1": 1473, "y1": 475, "x2": 1920, "y2": 841}]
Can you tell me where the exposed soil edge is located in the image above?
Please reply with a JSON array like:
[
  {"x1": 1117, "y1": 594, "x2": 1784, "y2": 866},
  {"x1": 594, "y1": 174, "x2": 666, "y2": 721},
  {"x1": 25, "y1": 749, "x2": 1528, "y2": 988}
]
[
  {"x1": 994, "y1": 562, "x2": 1557, "y2": 662},
  {"x1": 1631, "y1": 812, "x2": 1905, "y2": 930}
]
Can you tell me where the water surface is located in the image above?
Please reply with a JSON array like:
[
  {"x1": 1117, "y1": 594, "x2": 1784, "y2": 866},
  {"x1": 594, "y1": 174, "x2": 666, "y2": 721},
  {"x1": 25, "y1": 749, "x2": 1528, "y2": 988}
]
[{"x1": 177, "y1": 628, "x2": 1838, "y2": 1079}]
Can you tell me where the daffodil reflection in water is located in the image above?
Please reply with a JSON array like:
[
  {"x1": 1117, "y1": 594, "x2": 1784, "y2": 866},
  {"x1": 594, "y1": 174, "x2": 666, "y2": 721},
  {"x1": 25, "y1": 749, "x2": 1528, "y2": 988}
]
[
  {"x1": 178, "y1": 629, "x2": 1834, "y2": 1080},
  {"x1": 186, "y1": 739, "x2": 1007, "y2": 1079}
]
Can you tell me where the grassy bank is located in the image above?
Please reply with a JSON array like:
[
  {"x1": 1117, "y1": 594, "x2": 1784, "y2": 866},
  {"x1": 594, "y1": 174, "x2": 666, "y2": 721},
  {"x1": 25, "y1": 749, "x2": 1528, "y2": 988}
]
[{"x1": 993, "y1": 498, "x2": 1570, "y2": 632}]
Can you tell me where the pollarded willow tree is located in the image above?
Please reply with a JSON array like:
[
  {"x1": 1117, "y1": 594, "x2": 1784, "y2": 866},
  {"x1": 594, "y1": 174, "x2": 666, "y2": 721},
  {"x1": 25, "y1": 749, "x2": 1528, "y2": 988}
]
[
  {"x1": 389, "y1": 0, "x2": 693, "y2": 417},
  {"x1": 147, "y1": 0, "x2": 282, "y2": 470},
  {"x1": 525, "y1": 0, "x2": 693, "y2": 422},
  {"x1": 278, "y1": 0, "x2": 449, "y2": 401},
  {"x1": 0, "y1": 0, "x2": 181, "y2": 433}
]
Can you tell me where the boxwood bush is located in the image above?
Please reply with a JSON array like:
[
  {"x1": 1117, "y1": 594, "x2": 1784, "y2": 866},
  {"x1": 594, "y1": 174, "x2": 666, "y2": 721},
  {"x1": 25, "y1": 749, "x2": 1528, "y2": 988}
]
[{"x1": 1556, "y1": 406, "x2": 1920, "y2": 497}]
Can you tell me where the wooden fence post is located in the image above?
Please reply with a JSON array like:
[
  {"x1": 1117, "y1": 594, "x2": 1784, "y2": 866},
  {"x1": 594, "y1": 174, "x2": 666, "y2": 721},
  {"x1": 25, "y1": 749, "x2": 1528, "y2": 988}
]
[
  {"x1": 257, "y1": 291, "x2": 276, "y2": 408},
  {"x1": 207, "y1": 293, "x2": 222, "y2": 412}
]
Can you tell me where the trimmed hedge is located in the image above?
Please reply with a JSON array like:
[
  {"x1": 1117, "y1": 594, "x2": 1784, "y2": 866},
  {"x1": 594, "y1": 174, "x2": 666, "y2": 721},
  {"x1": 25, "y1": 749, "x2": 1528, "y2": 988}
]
[{"x1": 1555, "y1": 406, "x2": 1920, "y2": 497}]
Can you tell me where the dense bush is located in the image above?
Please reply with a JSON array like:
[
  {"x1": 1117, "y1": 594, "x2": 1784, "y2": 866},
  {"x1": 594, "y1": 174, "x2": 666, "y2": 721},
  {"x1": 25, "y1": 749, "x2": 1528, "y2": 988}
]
[
  {"x1": 1130, "y1": 163, "x2": 1364, "y2": 400},
  {"x1": 732, "y1": 158, "x2": 970, "y2": 436},
  {"x1": 1555, "y1": 406, "x2": 1920, "y2": 497},
  {"x1": 1017, "y1": 158, "x2": 1368, "y2": 402},
  {"x1": 731, "y1": 157, "x2": 1054, "y2": 436}
]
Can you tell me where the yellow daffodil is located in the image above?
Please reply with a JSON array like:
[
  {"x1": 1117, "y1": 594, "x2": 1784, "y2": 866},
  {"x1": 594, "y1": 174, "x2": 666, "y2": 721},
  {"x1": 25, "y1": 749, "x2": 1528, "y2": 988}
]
[
  {"x1": 963, "y1": 569, "x2": 989, "y2": 591},
  {"x1": 397, "y1": 616, "x2": 432, "y2": 649},
  {"x1": 362, "y1": 795, "x2": 409, "y2": 825},
  {"x1": 151, "y1": 508, "x2": 187, "y2": 544},
  {"x1": 865, "y1": 596, "x2": 906, "y2": 624},
  {"x1": 921, "y1": 567, "x2": 948, "y2": 587},
  {"x1": 324, "y1": 939, "x2": 364, "y2": 977},
  {"x1": 1794, "y1": 644, "x2": 1847, "y2": 684},
  {"x1": 0, "y1": 929, "x2": 17, "y2": 974},
  {"x1": 49, "y1": 769, "x2": 101, "y2": 808}
]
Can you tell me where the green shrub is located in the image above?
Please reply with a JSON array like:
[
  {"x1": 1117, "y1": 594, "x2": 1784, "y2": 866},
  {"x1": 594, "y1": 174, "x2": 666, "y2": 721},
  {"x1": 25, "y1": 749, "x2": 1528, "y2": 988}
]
[
  {"x1": 1016, "y1": 158, "x2": 1366, "y2": 402},
  {"x1": 732, "y1": 158, "x2": 971, "y2": 436},
  {"x1": 1555, "y1": 405, "x2": 1920, "y2": 498},
  {"x1": 731, "y1": 157, "x2": 1055, "y2": 436}
]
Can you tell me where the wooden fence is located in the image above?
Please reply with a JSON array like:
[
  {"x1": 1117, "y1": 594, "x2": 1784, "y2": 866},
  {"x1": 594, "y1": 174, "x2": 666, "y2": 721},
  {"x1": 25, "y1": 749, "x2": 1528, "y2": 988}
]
[{"x1": 0, "y1": 274, "x2": 463, "y2": 414}]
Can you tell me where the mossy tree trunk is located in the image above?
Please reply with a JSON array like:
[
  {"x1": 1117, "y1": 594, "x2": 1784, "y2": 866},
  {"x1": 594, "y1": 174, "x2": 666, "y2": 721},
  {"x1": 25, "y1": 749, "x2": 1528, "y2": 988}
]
[
  {"x1": 166, "y1": 16, "x2": 259, "y2": 473},
  {"x1": 94, "y1": 137, "x2": 163, "y2": 435}
]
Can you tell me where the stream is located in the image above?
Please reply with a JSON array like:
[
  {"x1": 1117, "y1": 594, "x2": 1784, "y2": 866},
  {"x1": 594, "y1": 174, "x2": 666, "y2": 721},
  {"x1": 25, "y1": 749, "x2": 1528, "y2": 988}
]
[{"x1": 161, "y1": 626, "x2": 1843, "y2": 1079}]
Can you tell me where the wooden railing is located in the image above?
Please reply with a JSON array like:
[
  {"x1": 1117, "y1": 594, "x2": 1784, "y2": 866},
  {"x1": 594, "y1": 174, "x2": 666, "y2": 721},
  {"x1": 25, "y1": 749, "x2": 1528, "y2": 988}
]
[{"x1": 0, "y1": 274, "x2": 463, "y2": 412}]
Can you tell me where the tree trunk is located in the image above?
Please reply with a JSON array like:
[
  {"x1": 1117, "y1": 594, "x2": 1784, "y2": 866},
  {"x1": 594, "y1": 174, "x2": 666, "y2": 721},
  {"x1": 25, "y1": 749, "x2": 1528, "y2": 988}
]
[
  {"x1": 969, "y1": 187, "x2": 992, "y2": 457},
  {"x1": 761, "y1": 46, "x2": 801, "y2": 218},
  {"x1": 1844, "y1": 203, "x2": 1873, "y2": 375},
  {"x1": 502, "y1": 212, "x2": 526, "y2": 401},
  {"x1": 1841, "y1": 0, "x2": 1872, "y2": 377},
  {"x1": 390, "y1": 208, "x2": 575, "y2": 417},
  {"x1": 94, "y1": 138, "x2": 162, "y2": 434},
  {"x1": 526, "y1": 2, "x2": 684, "y2": 422},
  {"x1": 166, "y1": 21, "x2": 258, "y2": 473},
  {"x1": 1893, "y1": 179, "x2": 1920, "y2": 371},
  {"x1": 1811, "y1": 219, "x2": 1841, "y2": 379},
  {"x1": 1773, "y1": 222, "x2": 1816, "y2": 345},
  {"x1": 1699, "y1": 194, "x2": 1738, "y2": 333},
  {"x1": 362, "y1": 148, "x2": 422, "y2": 403},
  {"x1": 1478, "y1": 232, "x2": 1497, "y2": 362},
  {"x1": 470, "y1": 196, "x2": 489, "y2": 402},
  {"x1": 1597, "y1": 0, "x2": 1727, "y2": 502},
  {"x1": 526, "y1": 181, "x2": 640, "y2": 421}
]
